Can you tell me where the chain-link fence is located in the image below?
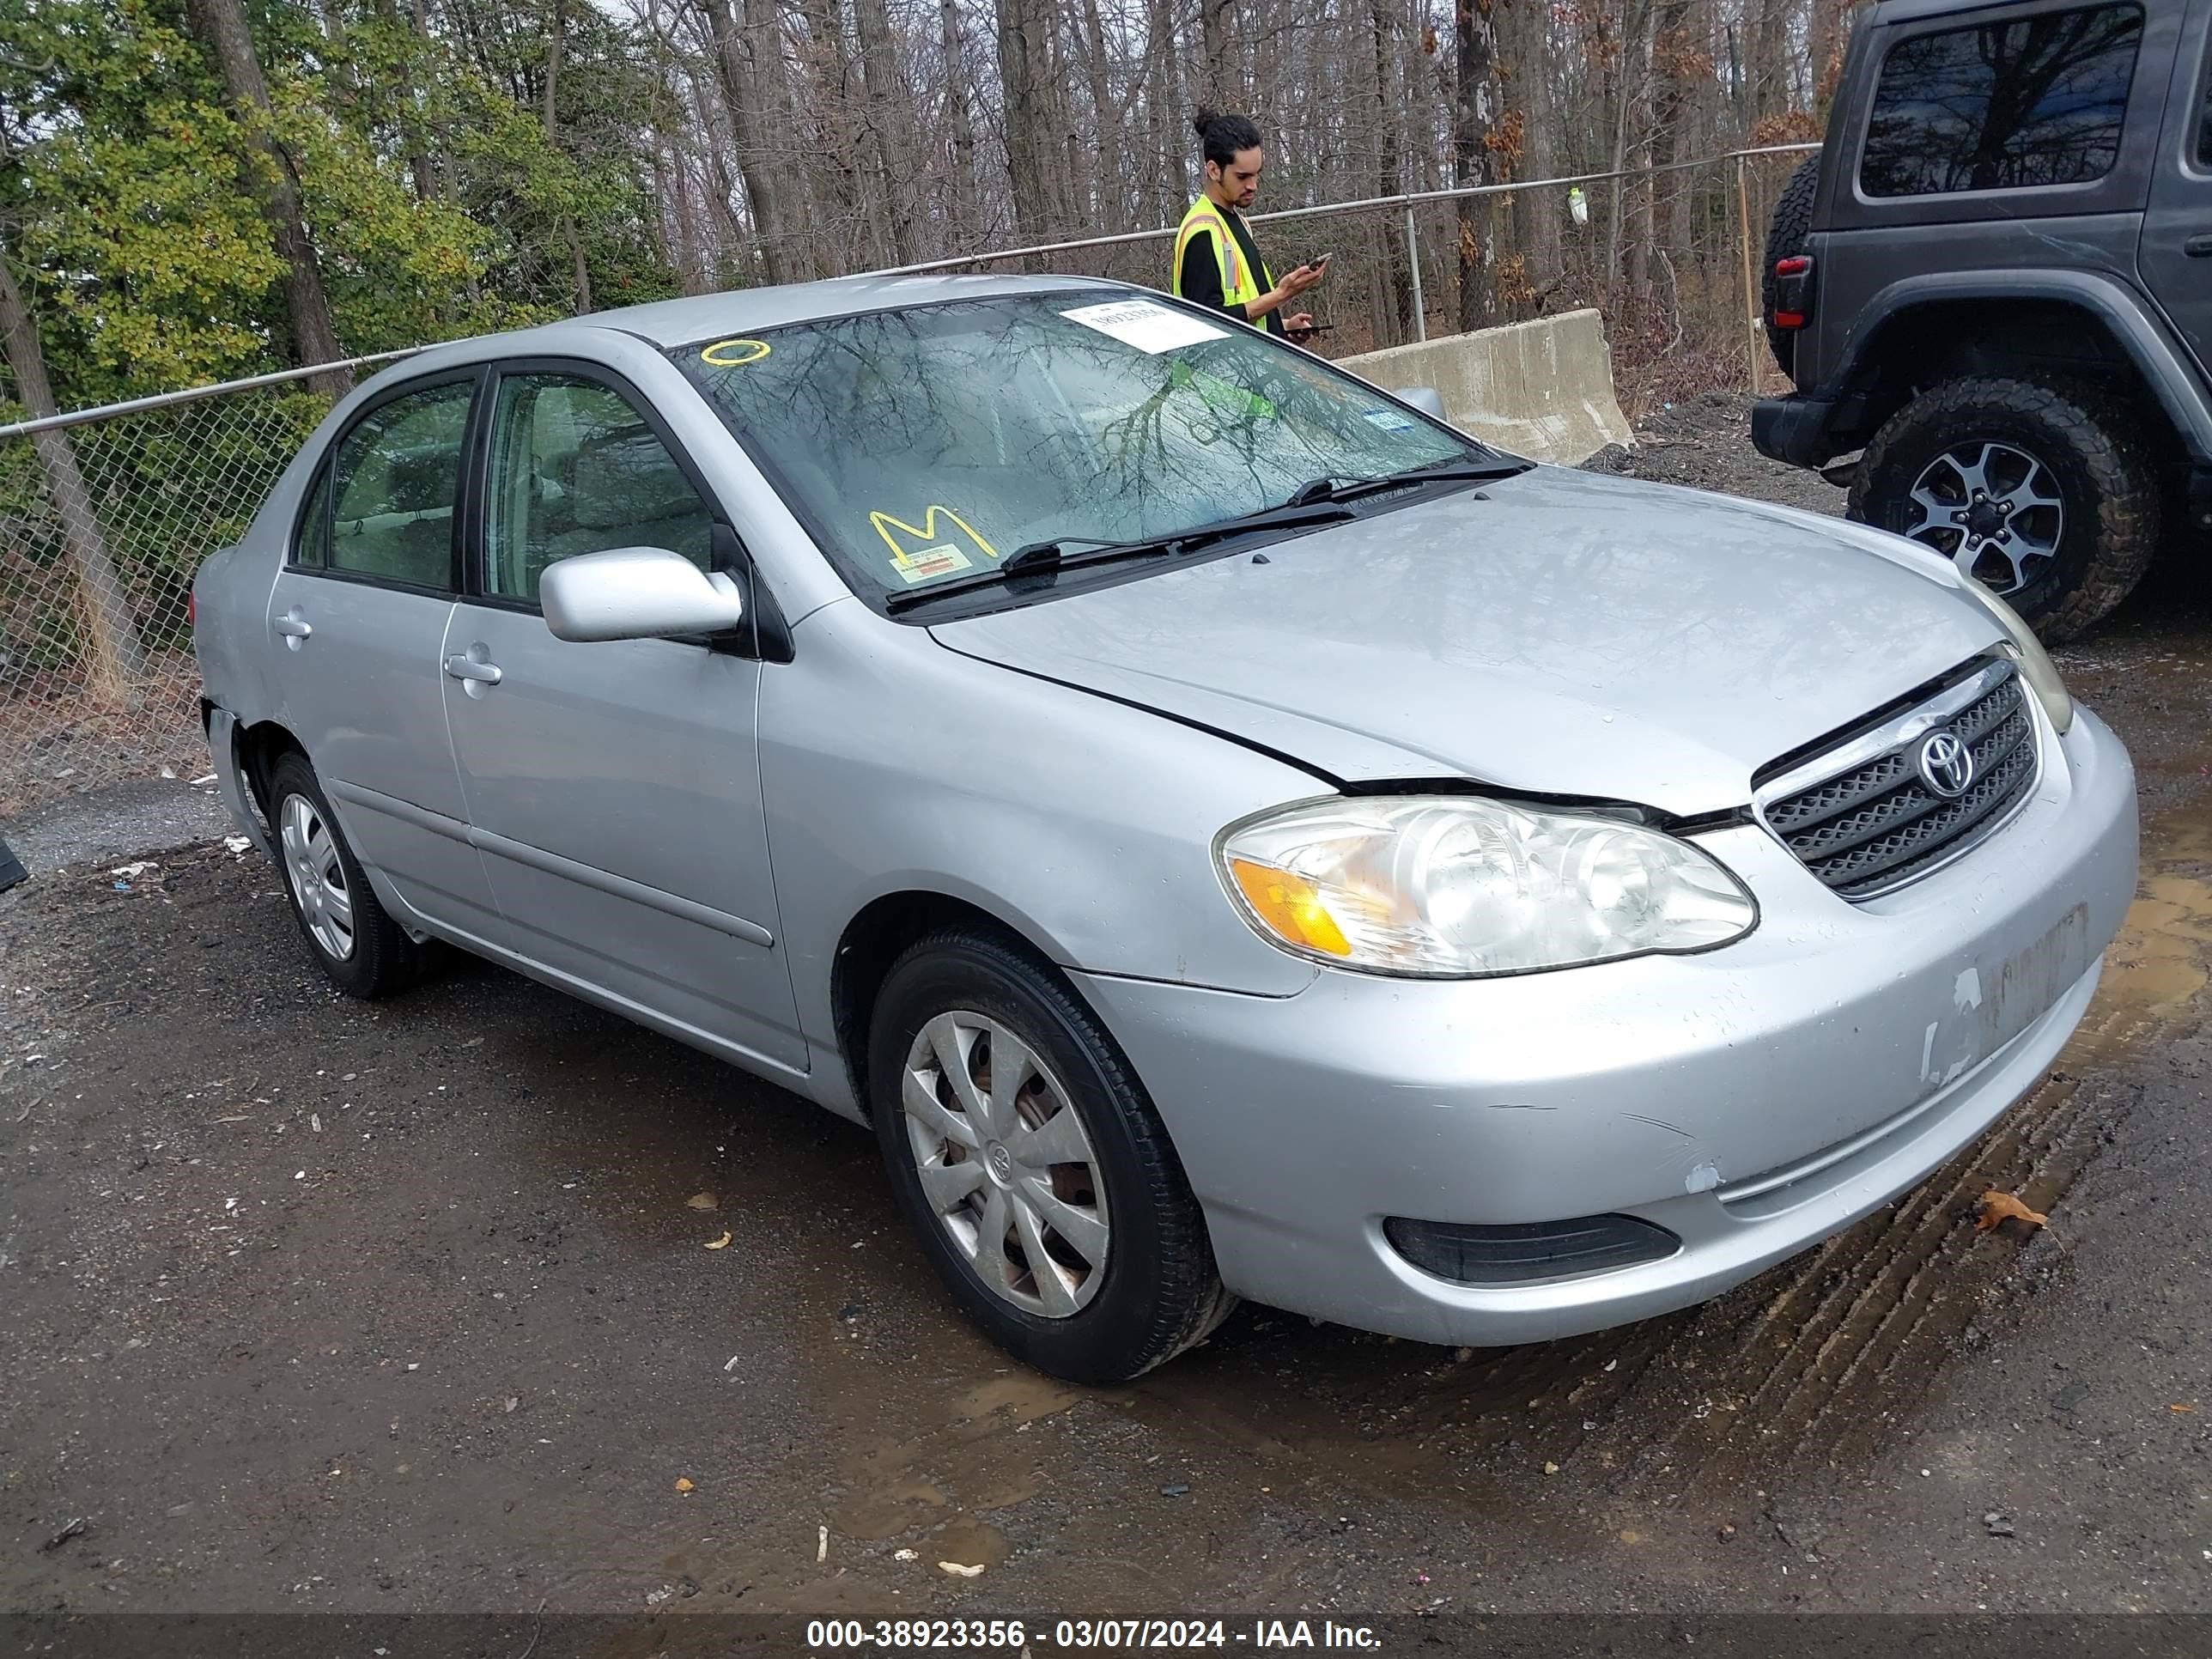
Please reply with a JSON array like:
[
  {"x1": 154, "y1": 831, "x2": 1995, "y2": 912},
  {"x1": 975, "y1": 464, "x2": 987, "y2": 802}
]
[{"x1": 0, "y1": 143, "x2": 1814, "y2": 814}]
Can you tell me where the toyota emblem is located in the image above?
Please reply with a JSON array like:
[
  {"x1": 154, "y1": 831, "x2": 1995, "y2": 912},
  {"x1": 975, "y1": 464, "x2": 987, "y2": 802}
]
[{"x1": 1917, "y1": 730, "x2": 1976, "y2": 799}]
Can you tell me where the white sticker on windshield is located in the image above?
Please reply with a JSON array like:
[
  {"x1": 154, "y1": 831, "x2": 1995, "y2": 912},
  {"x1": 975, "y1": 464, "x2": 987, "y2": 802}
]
[
  {"x1": 890, "y1": 543, "x2": 973, "y2": 585},
  {"x1": 1362, "y1": 408, "x2": 1418, "y2": 432},
  {"x1": 1060, "y1": 301, "x2": 1230, "y2": 355}
]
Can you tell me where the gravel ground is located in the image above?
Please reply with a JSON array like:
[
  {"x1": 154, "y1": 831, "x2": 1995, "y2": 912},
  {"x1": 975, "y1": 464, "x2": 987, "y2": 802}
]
[{"x1": 5, "y1": 396, "x2": 2211, "y2": 1636}]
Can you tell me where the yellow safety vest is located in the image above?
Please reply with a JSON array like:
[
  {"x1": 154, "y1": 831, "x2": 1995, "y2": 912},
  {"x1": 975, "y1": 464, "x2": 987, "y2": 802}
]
[{"x1": 1173, "y1": 197, "x2": 1273, "y2": 318}]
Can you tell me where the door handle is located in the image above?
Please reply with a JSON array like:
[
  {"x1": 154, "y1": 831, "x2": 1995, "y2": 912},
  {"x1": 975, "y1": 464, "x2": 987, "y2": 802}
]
[
  {"x1": 443, "y1": 654, "x2": 503, "y2": 686},
  {"x1": 2185, "y1": 233, "x2": 2212, "y2": 258},
  {"x1": 274, "y1": 615, "x2": 312, "y2": 639}
]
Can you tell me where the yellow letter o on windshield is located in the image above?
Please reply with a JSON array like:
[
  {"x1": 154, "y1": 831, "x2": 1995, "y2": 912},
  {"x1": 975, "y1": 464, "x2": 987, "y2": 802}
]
[{"x1": 701, "y1": 338, "x2": 771, "y2": 368}]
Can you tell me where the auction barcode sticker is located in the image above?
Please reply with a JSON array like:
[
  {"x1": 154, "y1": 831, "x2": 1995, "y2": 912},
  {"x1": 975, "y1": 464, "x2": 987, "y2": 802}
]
[{"x1": 1060, "y1": 301, "x2": 1230, "y2": 354}]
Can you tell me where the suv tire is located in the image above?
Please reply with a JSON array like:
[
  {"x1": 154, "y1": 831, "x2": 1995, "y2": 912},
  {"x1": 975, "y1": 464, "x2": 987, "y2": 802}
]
[
  {"x1": 266, "y1": 750, "x2": 440, "y2": 999},
  {"x1": 868, "y1": 927, "x2": 1235, "y2": 1383},
  {"x1": 1761, "y1": 155, "x2": 1820, "y2": 384},
  {"x1": 1849, "y1": 376, "x2": 2161, "y2": 642}
]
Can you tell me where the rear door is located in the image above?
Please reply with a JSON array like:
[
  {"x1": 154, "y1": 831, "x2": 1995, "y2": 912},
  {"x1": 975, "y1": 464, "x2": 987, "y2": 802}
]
[
  {"x1": 2137, "y1": 0, "x2": 2212, "y2": 375},
  {"x1": 264, "y1": 373, "x2": 504, "y2": 945},
  {"x1": 440, "y1": 360, "x2": 805, "y2": 1074}
]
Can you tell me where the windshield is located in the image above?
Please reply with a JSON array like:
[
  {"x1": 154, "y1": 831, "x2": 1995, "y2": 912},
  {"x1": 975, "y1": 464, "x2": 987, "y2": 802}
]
[{"x1": 674, "y1": 291, "x2": 1486, "y2": 599}]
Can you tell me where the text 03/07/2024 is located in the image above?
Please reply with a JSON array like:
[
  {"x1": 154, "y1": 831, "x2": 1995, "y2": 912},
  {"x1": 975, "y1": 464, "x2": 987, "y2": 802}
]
[{"x1": 803, "y1": 1619, "x2": 1385, "y2": 1650}]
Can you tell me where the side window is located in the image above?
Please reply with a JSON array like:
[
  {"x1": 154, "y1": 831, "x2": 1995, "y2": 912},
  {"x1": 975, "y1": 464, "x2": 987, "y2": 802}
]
[
  {"x1": 2199, "y1": 35, "x2": 2211, "y2": 166},
  {"x1": 483, "y1": 373, "x2": 715, "y2": 604},
  {"x1": 293, "y1": 465, "x2": 331, "y2": 568},
  {"x1": 328, "y1": 380, "x2": 472, "y2": 587},
  {"x1": 1861, "y1": 3, "x2": 2144, "y2": 198}
]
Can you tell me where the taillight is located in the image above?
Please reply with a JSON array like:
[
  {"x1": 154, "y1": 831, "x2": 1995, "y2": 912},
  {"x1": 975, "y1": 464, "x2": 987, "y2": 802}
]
[{"x1": 1771, "y1": 254, "x2": 1814, "y2": 331}]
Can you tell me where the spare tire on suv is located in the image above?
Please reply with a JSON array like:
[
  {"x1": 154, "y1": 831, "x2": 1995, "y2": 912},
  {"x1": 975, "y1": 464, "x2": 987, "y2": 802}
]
[{"x1": 1760, "y1": 155, "x2": 1819, "y2": 386}]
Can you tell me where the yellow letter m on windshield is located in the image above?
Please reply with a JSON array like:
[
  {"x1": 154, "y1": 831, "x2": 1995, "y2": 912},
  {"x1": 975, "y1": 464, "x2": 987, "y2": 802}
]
[{"x1": 870, "y1": 506, "x2": 1000, "y2": 562}]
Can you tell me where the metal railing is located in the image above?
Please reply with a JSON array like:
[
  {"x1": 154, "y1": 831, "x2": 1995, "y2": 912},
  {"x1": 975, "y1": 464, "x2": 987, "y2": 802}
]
[
  {"x1": 878, "y1": 143, "x2": 1821, "y2": 347},
  {"x1": 0, "y1": 142, "x2": 1818, "y2": 811}
]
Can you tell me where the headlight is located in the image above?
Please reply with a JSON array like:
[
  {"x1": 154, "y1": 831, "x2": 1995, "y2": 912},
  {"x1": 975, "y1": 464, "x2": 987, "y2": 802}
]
[
  {"x1": 1217, "y1": 796, "x2": 1757, "y2": 978},
  {"x1": 1950, "y1": 576, "x2": 2073, "y2": 734}
]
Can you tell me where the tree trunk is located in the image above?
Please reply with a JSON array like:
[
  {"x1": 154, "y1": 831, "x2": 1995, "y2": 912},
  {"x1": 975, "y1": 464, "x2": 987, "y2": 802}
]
[
  {"x1": 185, "y1": 0, "x2": 351, "y2": 396},
  {"x1": 1200, "y1": 0, "x2": 1237, "y2": 104},
  {"x1": 939, "y1": 0, "x2": 980, "y2": 237},
  {"x1": 1146, "y1": 0, "x2": 1184, "y2": 226},
  {"x1": 0, "y1": 247, "x2": 146, "y2": 705},
  {"x1": 543, "y1": 0, "x2": 593, "y2": 312},
  {"x1": 994, "y1": 0, "x2": 1051, "y2": 237},
  {"x1": 696, "y1": 0, "x2": 800, "y2": 283},
  {"x1": 1078, "y1": 0, "x2": 1120, "y2": 231},
  {"x1": 1454, "y1": 0, "x2": 1503, "y2": 331},
  {"x1": 853, "y1": 0, "x2": 915, "y2": 260}
]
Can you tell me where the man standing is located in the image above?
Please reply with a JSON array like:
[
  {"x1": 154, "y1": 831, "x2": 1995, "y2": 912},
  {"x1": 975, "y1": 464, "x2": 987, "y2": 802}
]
[{"x1": 1173, "y1": 109, "x2": 1328, "y2": 341}]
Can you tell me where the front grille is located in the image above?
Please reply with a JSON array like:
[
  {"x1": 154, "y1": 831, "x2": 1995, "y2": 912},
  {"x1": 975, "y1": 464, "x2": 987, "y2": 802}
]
[{"x1": 1761, "y1": 664, "x2": 2038, "y2": 899}]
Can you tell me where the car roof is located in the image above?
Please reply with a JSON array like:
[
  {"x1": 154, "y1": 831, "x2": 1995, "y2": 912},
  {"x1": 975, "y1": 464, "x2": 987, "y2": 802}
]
[{"x1": 386, "y1": 270, "x2": 1126, "y2": 380}]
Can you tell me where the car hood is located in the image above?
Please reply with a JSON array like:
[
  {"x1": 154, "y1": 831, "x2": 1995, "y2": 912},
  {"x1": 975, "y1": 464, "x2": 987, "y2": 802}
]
[{"x1": 930, "y1": 467, "x2": 2002, "y2": 816}]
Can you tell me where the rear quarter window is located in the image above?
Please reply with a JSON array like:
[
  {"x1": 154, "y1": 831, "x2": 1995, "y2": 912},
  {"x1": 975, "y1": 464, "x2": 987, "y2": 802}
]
[{"x1": 1860, "y1": 3, "x2": 2144, "y2": 198}]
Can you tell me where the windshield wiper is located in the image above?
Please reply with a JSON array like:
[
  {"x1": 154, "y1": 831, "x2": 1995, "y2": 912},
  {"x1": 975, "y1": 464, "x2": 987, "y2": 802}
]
[
  {"x1": 1284, "y1": 455, "x2": 1533, "y2": 507},
  {"x1": 883, "y1": 501, "x2": 1357, "y2": 612}
]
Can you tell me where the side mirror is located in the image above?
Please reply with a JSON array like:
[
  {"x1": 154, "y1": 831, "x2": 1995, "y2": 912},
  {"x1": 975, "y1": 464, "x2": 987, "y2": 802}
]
[
  {"x1": 1400, "y1": 386, "x2": 1447, "y2": 421},
  {"x1": 540, "y1": 546, "x2": 746, "y2": 643}
]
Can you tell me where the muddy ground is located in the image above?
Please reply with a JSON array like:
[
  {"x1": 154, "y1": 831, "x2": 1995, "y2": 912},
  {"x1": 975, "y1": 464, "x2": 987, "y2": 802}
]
[{"x1": 4, "y1": 396, "x2": 2211, "y2": 1636}]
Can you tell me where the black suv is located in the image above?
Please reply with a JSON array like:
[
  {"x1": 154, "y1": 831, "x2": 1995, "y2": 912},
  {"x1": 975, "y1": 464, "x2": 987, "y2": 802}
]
[{"x1": 1753, "y1": 0, "x2": 2211, "y2": 641}]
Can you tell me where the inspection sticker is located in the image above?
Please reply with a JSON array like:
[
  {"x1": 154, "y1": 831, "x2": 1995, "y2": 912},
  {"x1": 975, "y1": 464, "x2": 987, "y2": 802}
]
[
  {"x1": 1060, "y1": 301, "x2": 1229, "y2": 355},
  {"x1": 1362, "y1": 408, "x2": 1418, "y2": 432},
  {"x1": 890, "y1": 544, "x2": 974, "y2": 584}
]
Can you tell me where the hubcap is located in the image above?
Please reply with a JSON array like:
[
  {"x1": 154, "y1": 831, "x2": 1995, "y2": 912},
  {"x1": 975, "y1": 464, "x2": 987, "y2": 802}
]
[
  {"x1": 1901, "y1": 441, "x2": 2065, "y2": 596},
  {"x1": 901, "y1": 1012, "x2": 1109, "y2": 1319},
  {"x1": 278, "y1": 793, "x2": 356, "y2": 963}
]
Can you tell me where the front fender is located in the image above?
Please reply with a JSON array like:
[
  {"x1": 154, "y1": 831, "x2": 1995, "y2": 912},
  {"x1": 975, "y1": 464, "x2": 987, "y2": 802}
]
[{"x1": 1830, "y1": 270, "x2": 2212, "y2": 465}]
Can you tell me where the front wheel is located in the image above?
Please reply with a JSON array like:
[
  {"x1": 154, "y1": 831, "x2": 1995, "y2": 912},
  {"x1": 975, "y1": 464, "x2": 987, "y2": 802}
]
[
  {"x1": 1849, "y1": 375, "x2": 2161, "y2": 642},
  {"x1": 868, "y1": 929, "x2": 1233, "y2": 1383}
]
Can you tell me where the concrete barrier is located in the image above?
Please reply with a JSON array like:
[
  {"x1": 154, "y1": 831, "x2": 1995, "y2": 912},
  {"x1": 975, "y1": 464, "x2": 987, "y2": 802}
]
[{"x1": 1343, "y1": 307, "x2": 1632, "y2": 465}]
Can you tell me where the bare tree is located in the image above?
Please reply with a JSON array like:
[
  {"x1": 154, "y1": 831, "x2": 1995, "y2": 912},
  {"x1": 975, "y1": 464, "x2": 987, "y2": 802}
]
[
  {"x1": 1453, "y1": 0, "x2": 1504, "y2": 331},
  {"x1": 0, "y1": 243, "x2": 146, "y2": 702},
  {"x1": 184, "y1": 0, "x2": 352, "y2": 394}
]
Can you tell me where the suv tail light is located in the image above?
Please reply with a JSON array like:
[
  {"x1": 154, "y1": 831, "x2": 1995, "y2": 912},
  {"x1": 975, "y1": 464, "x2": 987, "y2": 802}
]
[{"x1": 1771, "y1": 254, "x2": 1814, "y2": 330}]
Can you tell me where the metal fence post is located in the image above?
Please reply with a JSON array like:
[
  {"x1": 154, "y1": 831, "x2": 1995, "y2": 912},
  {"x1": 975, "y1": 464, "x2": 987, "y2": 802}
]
[
  {"x1": 1405, "y1": 207, "x2": 1426, "y2": 343},
  {"x1": 1735, "y1": 153, "x2": 1761, "y2": 396}
]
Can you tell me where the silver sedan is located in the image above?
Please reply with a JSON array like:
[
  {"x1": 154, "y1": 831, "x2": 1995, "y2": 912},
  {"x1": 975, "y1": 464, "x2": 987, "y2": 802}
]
[{"x1": 191, "y1": 275, "x2": 2137, "y2": 1382}]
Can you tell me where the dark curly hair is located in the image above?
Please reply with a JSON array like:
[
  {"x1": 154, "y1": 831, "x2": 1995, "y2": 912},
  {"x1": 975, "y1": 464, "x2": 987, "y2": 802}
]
[{"x1": 1192, "y1": 106, "x2": 1263, "y2": 169}]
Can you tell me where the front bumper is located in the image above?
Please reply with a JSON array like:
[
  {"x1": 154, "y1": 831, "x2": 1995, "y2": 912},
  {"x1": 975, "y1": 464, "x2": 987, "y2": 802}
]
[{"x1": 1073, "y1": 705, "x2": 2137, "y2": 1347}]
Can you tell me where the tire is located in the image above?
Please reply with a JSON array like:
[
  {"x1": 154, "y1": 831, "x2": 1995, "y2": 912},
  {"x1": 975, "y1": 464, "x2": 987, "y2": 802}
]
[
  {"x1": 265, "y1": 751, "x2": 438, "y2": 999},
  {"x1": 1761, "y1": 155, "x2": 1820, "y2": 384},
  {"x1": 1849, "y1": 376, "x2": 2162, "y2": 643},
  {"x1": 867, "y1": 928, "x2": 1234, "y2": 1384}
]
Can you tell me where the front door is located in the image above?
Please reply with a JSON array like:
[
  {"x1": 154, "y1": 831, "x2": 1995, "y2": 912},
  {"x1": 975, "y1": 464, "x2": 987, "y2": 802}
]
[
  {"x1": 2140, "y1": 5, "x2": 2212, "y2": 376},
  {"x1": 264, "y1": 373, "x2": 504, "y2": 946},
  {"x1": 441, "y1": 364, "x2": 805, "y2": 1074}
]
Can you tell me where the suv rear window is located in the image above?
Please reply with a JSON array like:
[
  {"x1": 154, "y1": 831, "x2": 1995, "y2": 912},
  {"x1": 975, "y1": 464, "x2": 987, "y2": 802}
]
[{"x1": 1861, "y1": 3, "x2": 2144, "y2": 198}]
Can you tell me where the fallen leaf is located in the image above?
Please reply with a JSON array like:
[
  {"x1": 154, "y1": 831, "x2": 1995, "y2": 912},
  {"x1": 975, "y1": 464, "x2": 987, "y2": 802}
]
[
  {"x1": 2171, "y1": 1403, "x2": 2197, "y2": 1414},
  {"x1": 817, "y1": 1523, "x2": 829, "y2": 1562},
  {"x1": 1542, "y1": 1461, "x2": 1560, "y2": 1475},
  {"x1": 1974, "y1": 1190, "x2": 2047, "y2": 1233},
  {"x1": 685, "y1": 1193, "x2": 719, "y2": 1210},
  {"x1": 675, "y1": 1477, "x2": 695, "y2": 1493},
  {"x1": 703, "y1": 1231, "x2": 732, "y2": 1250},
  {"x1": 939, "y1": 1560, "x2": 985, "y2": 1578}
]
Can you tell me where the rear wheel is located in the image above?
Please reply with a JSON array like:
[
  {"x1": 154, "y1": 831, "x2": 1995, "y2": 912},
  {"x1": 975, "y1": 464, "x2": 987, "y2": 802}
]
[
  {"x1": 868, "y1": 928, "x2": 1233, "y2": 1383},
  {"x1": 266, "y1": 751, "x2": 437, "y2": 999},
  {"x1": 1849, "y1": 375, "x2": 2161, "y2": 641}
]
